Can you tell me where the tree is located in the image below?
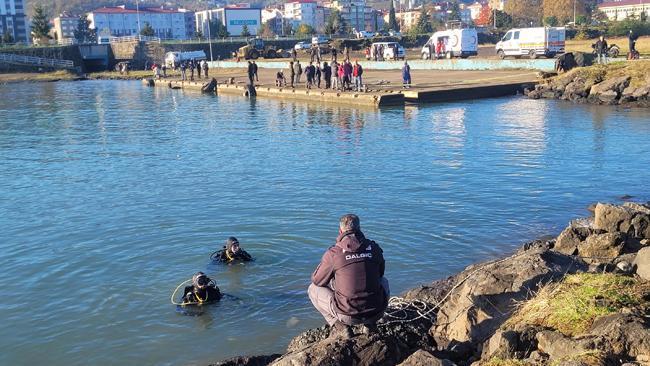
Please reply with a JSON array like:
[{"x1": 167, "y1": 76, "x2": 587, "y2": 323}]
[
  {"x1": 448, "y1": 2, "x2": 462, "y2": 21},
  {"x1": 283, "y1": 22, "x2": 294, "y2": 36},
  {"x1": 504, "y1": 0, "x2": 542, "y2": 27},
  {"x1": 542, "y1": 0, "x2": 586, "y2": 24},
  {"x1": 31, "y1": 4, "x2": 52, "y2": 40},
  {"x1": 295, "y1": 23, "x2": 315, "y2": 37},
  {"x1": 74, "y1": 15, "x2": 96, "y2": 43},
  {"x1": 209, "y1": 20, "x2": 230, "y2": 38},
  {"x1": 260, "y1": 22, "x2": 276, "y2": 38},
  {"x1": 475, "y1": 5, "x2": 492, "y2": 26},
  {"x1": 544, "y1": 16, "x2": 558, "y2": 26},
  {"x1": 2, "y1": 30, "x2": 14, "y2": 44},
  {"x1": 241, "y1": 24, "x2": 251, "y2": 37},
  {"x1": 196, "y1": 29, "x2": 203, "y2": 39},
  {"x1": 490, "y1": 9, "x2": 513, "y2": 28},
  {"x1": 388, "y1": 0, "x2": 399, "y2": 31},
  {"x1": 409, "y1": 7, "x2": 432, "y2": 35},
  {"x1": 140, "y1": 22, "x2": 155, "y2": 36},
  {"x1": 325, "y1": 8, "x2": 345, "y2": 35}
]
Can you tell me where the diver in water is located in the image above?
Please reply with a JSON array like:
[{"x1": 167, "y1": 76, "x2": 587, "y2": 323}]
[
  {"x1": 211, "y1": 237, "x2": 253, "y2": 263},
  {"x1": 181, "y1": 272, "x2": 222, "y2": 305}
]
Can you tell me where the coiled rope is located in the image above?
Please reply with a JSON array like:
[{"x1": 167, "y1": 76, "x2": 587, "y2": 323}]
[{"x1": 170, "y1": 279, "x2": 196, "y2": 306}]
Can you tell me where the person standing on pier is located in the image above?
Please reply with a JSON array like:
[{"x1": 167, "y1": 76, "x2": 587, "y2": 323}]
[
  {"x1": 402, "y1": 61, "x2": 411, "y2": 88},
  {"x1": 322, "y1": 62, "x2": 331, "y2": 89},
  {"x1": 291, "y1": 47, "x2": 298, "y2": 61},
  {"x1": 289, "y1": 61, "x2": 296, "y2": 87},
  {"x1": 202, "y1": 61, "x2": 209, "y2": 79},
  {"x1": 315, "y1": 62, "x2": 322, "y2": 88},
  {"x1": 197, "y1": 60, "x2": 202, "y2": 79},
  {"x1": 310, "y1": 45, "x2": 316, "y2": 63},
  {"x1": 331, "y1": 48, "x2": 338, "y2": 63},
  {"x1": 343, "y1": 60, "x2": 353, "y2": 91},
  {"x1": 308, "y1": 214, "x2": 389, "y2": 338},
  {"x1": 294, "y1": 60, "x2": 303, "y2": 83},
  {"x1": 305, "y1": 62, "x2": 315, "y2": 89},
  {"x1": 247, "y1": 61, "x2": 255, "y2": 86},
  {"x1": 180, "y1": 62, "x2": 187, "y2": 81},
  {"x1": 316, "y1": 45, "x2": 322, "y2": 63},
  {"x1": 331, "y1": 62, "x2": 339, "y2": 90},
  {"x1": 252, "y1": 61, "x2": 259, "y2": 82},
  {"x1": 353, "y1": 60, "x2": 363, "y2": 92},
  {"x1": 189, "y1": 61, "x2": 195, "y2": 81}
]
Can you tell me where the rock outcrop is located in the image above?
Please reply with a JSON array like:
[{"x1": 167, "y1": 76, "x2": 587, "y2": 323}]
[
  {"x1": 212, "y1": 202, "x2": 650, "y2": 366},
  {"x1": 526, "y1": 61, "x2": 650, "y2": 107}
]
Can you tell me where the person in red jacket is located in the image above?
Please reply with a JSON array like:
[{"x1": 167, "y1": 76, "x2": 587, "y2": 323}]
[{"x1": 308, "y1": 214, "x2": 390, "y2": 338}]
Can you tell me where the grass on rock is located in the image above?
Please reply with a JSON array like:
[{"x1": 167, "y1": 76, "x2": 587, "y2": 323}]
[{"x1": 505, "y1": 273, "x2": 649, "y2": 337}]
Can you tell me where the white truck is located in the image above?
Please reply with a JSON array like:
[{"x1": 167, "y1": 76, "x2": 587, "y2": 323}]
[
  {"x1": 165, "y1": 51, "x2": 207, "y2": 67},
  {"x1": 421, "y1": 28, "x2": 478, "y2": 59},
  {"x1": 495, "y1": 27, "x2": 565, "y2": 59}
]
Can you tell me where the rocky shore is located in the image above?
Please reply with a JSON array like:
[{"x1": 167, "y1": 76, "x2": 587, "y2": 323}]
[
  {"x1": 212, "y1": 201, "x2": 650, "y2": 366},
  {"x1": 525, "y1": 60, "x2": 650, "y2": 107}
]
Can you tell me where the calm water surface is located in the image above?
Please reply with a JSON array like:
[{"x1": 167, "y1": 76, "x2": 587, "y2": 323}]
[{"x1": 1, "y1": 81, "x2": 649, "y2": 365}]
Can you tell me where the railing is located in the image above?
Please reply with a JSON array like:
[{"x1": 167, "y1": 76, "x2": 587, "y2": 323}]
[
  {"x1": 57, "y1": 38, "x2": 77, "y2": 46},
  {"x1": 108, "y1": 35, "x2": 162, "y2": 44},
  {"x1": 162, "y1": 36, "x2": 311, "y2": 44},
  {"x1": 0, "y1": 52, "x2": 75, "y2": 69}
]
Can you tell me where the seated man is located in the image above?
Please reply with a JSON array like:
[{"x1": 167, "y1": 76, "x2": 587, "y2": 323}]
[
  {"x1": 181, "y1": 272, "x2": 222, "y2": 305},
  {"x1": 276, "y1": 70, "x2": 286, "y2": 87},
  {"x1": 211, "y1": 237, "x2": 253, "y2": 263},
  {"x1": 308, "y1": 214, "x2": 389, "y2": 338}
]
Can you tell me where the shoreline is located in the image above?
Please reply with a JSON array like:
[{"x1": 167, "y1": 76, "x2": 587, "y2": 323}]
[{"x1": 212, "y1": 201, "x2": 650, "y2": 366}]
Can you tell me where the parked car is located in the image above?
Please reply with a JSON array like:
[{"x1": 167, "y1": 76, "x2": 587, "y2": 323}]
[
  {"x1": 495, "y1": 27, "x2": 565, "y2": 59},
  {"x1": 421, "y1": 28, "x2": 478, "y2": 59},
  {"x1": 294, "y1": 41, "x2": 311, "y2": 51},
  {"x1": 311, "y1": 35, "x2": 330, "y2": 45},
  {"x1": 371, "y1": 41, "x2": 406, "y2": 60}
]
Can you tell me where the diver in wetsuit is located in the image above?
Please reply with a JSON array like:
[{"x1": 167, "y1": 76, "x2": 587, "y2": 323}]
[
  {"x1": 211, "y1": 237, "x2": 253, "y2": 263},
  {"x1": 181, "y1": 272, "x2": 222, "y2": 305}
]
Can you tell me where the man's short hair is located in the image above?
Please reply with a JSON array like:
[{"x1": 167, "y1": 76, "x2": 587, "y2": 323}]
[{"x1": 339, "y1": 214, "x2": 360, "y2": 232}]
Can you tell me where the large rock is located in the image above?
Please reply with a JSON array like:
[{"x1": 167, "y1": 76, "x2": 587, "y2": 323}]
[
  {"x1": 588, "y1": 314, "x2": 650, "y2": 359},
  {"x1": 633, "y1": 247, "x2": 650, "y2": 281},
  {"x1": 588, "y1": 76, "x2": 631, "y2": 101},
  {"x1": 211, "y1": 355, "x2": 282, "y2": 366},
  {"x1": 397, "y1": 350, "x2": 455, "y2": 366},
  {"x1": 554, "y1": 223, "x2": 600, "y2": 255},
  {"x1": 432, "y1": 248, "x2": 586, "y2": 350},
  {"x1": 594, "y1": 202, "x2": 650, "y2": 239},
  {"x1": 564, "y1": 79, "x2": 590, "y2": 101},
  {"x1": 598, "y1": 90, "x2": 619, "y2": 104},
  {"x1": 536, "y1": 330, "x2": 594, "y2": 361},
  {"x1": 577, "y1": 232, "x2": 626, "y2": 264},
  {"x1": 482, "y1": 330, "x2": 519, "y2": 359},
  {"x1": 273, "y1": 305, "x2": 436, "y2": 366}
]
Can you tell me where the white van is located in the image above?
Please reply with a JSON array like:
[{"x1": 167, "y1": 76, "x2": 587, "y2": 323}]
[
  {"x1": 495, "y1": 27, "x2": 565, "y2": 59},
  {"x1": 421, "y1": 28, "x2": 478, "y2": 59},
  {"x1": 371, "y1": 42, "x2": 405, "y2": 60},
  {"x1": 165, "y1": 51, "x2": 207, "y2": 67}
]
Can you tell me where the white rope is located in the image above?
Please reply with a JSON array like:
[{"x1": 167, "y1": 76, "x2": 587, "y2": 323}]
[{"x1": 170, "y1": 279, "x2": 196, "y2": 306}]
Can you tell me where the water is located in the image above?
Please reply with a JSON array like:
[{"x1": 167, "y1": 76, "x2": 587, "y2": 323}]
[{"x1": 1, "y1": 81, "x2": 649, "y2": 366}]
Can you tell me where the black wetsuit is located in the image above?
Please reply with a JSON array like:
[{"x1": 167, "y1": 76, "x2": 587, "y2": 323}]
[
  {"x1": 181, "y1": 285, "x2": 222, "y2": 304},
  {"x1": 212, "y1": 248, "x2": 253, "y2": 263}
]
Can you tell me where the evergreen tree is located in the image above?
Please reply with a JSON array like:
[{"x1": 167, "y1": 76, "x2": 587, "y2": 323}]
[
  {"x1": 209, "y1": 20, "x2": 230, "y2": 38},
  {"x1": 325, "y1": 9, "x2": 345, "y2": 35},
  {"x1": 295, "y1": 23, "x2": 315, "y2": 37},
  {"x1": 448, "y1": 2, "x2": 461, "y2": 21},
  {"x1": 410, "y1": 8, "x2": 432, "y2": 35},
  {"x1": 140, "y1": 22, "x2": 155, "y2": 36},
  {"x1": 74, "y1": 15, "x2": 96, "y2": 43},
  {"x1": 241, "y1": 24, "x2": 251, "y2": 37},
  {"x1": 490, "y1": 9, "x2": 513, "y2": 28},
  {"x1": 31, "y1": 4, "x2": 52, "y2": 40},
  {"x1": 388, "y1": 0, "x2": 399, "y2": 31}
]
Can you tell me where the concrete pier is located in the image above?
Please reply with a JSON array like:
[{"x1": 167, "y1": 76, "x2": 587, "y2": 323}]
[{"x1": 149, "y1": 79, "x2": 404, "y2": 107}]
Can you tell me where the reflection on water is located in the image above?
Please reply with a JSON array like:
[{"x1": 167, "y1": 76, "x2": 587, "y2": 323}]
[{"x1": 1, "y1": 81, "x2": 649, "y2": 366}]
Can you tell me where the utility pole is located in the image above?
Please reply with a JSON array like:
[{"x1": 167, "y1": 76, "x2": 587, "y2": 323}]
[
  {"x1": 136, "y1": 0, "x2": 141, "y2": 36},
  {"x1": 206, "y1": 10, "x2": 213, "y2": 61}
]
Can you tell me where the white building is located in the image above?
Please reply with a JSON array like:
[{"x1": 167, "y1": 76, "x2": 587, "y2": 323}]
[
  {"x1": 328, "y1": 0, "x2": 376, "y2": 32},
  {"x1": 88, "y1": 5, "x2": 193, "y2": 40},
  {"x1": 467, "y1": 2, "x2": 484, "y2": 20},
  {"x1": 0, "y1": 0, "x2": 28, "y2": 43},
  {"x1": 599, "y1": 0, "x2": 650, "y2": 20},
  {"x1": 52, "y1": 13, "x2": 77, "y2": 41},
  {"x1": 262, "y1": 8, "x2": 285, "y2": 35},
  {"x1": 195, "y1": 6, "x2": 262, "y2": 36},
  {"x1": 285, "y1": 0, "x2": 322, "y2": 30}
]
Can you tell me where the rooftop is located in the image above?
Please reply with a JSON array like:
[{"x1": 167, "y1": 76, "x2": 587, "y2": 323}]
[
  {"x1": 599, "y1": 0, "x2": 650, "y2": 7},
  {"x1": 91, "y1": 6, "x2": 183, "y2": 14}
]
